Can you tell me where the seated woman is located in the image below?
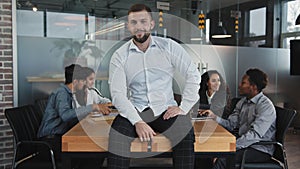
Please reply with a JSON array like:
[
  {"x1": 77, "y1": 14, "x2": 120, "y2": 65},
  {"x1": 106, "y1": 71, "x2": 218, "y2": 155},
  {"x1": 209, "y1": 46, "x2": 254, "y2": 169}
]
[
  {"x1": 196, "y1": 70, "x2": 232, "y2": 168},
  {"x1": 75, "y1": 66, "x2": 112, "y2": 113},
  {"x1": 73, "y1": 66, "x2": 112, "y2": 169},
  {"x1": 198, "y1": 70, "x2": 232, "y2": 119}
]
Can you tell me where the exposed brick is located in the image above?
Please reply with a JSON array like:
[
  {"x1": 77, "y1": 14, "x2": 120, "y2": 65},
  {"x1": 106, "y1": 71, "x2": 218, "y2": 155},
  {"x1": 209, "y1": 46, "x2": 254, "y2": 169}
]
[
  {"x1": 3, "y1": 28, "x2": 12, "y2": 33},
  {"x1": 3, "y1": 16, "x2": 11, "y2": 21},
  {"x1": 3, "y1": 51, "x2": 12, "y2": 55},
  {"x1": 4, "y1": 86, "x2": 12, "y2": 90},
  {"x1": 1, "y1": 0, "x2": 19, "y2": 168},
  {"x1": 0, "y1": 11, "x2": 11, "y2": 16},
  {"x1": 5, "y1": 153, "x2": 13, "y2": 160},
  {"x1": 0, "y1": 57, "x2": 12, "y2": 61},
  {"x1": 0, "y1": 33, "x2": 11, "y2": 37},
  {"x1": 2, "y1": 5, "x2": 11, "y2": 10},
  {"x1": 0, "y1": 45, "x2": 11, "y2": 50},
  {"x1": 4, "y1": 74, "x2": 12, "y2": 79},
  {"x1": 2, "y1": 91, "x2": 13, "y2": 96},
  {"x1": 3, "y1": 39, "x2": 12, "y2": 44},
  {"x1": 0, "y1": 68, "x2": 12, "y2": 73},
  {"x1": 5, "y1": 141, "x2": 12, "y2": 147},
  {"x1": 0, "y1": 80, "x2": 12, "y2": 85},
  {"x1": 3, "y1": 62, "x2": 11, "y2": 68}
]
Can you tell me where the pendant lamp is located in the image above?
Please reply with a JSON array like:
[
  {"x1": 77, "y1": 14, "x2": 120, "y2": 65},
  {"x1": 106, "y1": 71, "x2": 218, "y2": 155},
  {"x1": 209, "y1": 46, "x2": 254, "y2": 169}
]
[{"x1": 212, "y1": 0, "x2": 231, "y2": 38}]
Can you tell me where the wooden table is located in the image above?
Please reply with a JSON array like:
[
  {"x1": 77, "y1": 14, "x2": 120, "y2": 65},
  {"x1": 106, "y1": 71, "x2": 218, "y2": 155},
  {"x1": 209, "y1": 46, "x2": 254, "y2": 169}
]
[{"x1": 62, "y1": 115, "x2": 236, "y2": 168}]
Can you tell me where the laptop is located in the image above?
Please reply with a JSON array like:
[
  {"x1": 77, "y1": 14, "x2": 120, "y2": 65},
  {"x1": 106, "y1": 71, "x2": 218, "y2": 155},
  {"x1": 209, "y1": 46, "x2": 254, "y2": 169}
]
[{"x1": 190, "y1": 101, "x2": 213, "y2": 120}]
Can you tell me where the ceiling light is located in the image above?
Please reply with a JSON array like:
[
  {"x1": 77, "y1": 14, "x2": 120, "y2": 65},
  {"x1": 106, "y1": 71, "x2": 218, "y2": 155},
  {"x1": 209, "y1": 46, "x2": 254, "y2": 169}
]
[
  {"x1": 190, "y1": 37, "x2": 203, "y2": 41},
  {"x1": 32, "y1": 4, "x2": 37, "y2": 12},
  {"x1": 212, "y1": 22, "x2": 232, "y2": 38},
  {"x1": 212, "y1": 0, "x2": 231, "y2": 39}
]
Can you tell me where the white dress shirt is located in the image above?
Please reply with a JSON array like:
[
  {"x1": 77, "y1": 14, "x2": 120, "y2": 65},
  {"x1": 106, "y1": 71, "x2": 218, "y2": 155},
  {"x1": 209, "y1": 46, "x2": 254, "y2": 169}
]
[
  {"x1": 109, "y1": 36, "x2": 201, "y2": 125},
  {"x1": 74, "y1": 88, "x2": 111, "y2": 107},
  {"x1": 86, "y1": 88, "x2": 111, "y2": 104}
]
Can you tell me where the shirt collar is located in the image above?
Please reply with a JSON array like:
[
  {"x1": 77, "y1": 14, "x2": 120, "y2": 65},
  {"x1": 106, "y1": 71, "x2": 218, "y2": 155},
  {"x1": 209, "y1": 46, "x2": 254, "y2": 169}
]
[
  {"x1": 61, "y1": 84, "x2": 73, "y2": 95},
  {"x1": 249, "y1": 92, "x2": 263, "y2": 104}
]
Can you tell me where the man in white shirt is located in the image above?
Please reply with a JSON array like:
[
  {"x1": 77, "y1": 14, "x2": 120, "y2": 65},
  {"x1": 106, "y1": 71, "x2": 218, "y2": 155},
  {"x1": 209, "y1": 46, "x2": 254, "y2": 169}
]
[{"x1": 108, "y1": 3, "x2": 201, "y2": 169}]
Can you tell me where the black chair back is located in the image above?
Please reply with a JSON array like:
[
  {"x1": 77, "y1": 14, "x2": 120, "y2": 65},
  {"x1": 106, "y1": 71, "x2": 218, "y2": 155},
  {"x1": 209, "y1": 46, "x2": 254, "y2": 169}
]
[
  {"x1": 5, "y1": 105, "x2": 57, "y2": 169},
  {"x1": 238, "y1": 106, "x2": 297, "y2": 169},
  {"x1": 275, "y1": 106, "x2": 296, "y2": 144},
  {"x1": 5, "y1": 105, "x2": 40, "y2": 142},
  {"x1": 34, "y1": 98, "x2": 48, "y2": 123},
  {"x1": 273, "y1": 106, "x2": 297, "y2": 168}
]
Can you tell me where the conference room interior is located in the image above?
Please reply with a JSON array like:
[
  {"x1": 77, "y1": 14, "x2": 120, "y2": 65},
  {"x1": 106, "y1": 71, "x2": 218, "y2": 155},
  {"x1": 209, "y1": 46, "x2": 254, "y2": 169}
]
[{"x1": 1, "y1": 0, "x2": 300, "y2": 168}]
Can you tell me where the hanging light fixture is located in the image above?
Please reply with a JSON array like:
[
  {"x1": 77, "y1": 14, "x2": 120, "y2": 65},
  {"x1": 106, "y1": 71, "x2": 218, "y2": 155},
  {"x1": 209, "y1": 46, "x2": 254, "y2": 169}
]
[
  {"x1": 212, "y1": 0, "x2": 231, "y2": 38},
  {"x1": 32, "y1": 4, "x2": 38, "y2": 12},
  {"x1": 296, "y1": 14, "x2": 300, "y2": 26}
]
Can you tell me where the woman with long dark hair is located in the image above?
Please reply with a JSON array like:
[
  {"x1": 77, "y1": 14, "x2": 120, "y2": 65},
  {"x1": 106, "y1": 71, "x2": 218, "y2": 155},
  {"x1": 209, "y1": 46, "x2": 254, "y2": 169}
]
[{"x1": 198, "y1": 70, "x2": 232, "y2": 119}]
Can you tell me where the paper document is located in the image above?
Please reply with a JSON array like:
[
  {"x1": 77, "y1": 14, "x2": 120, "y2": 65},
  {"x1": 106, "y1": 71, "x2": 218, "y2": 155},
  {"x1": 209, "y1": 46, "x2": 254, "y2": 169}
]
[{"x1": 90, "y1": 112, "x2": 118, "y2": 121}]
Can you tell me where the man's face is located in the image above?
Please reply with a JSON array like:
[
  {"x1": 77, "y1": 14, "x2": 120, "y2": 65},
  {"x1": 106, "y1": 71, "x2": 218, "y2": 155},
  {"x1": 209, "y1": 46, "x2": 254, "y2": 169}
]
[
  {"x1": 238, "y1": 75, "x2": 253, "y2": 96},
  {"x1": 127, "y1": 10, "x2": 154, "y2": 43}
]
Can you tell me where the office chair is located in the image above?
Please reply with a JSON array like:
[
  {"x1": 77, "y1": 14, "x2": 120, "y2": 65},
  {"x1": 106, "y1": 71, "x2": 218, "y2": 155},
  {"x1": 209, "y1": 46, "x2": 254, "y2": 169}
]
[
  {"x1": 5, "y1": 105, "x2": 57, "y2": 169},
  {"x1": 237, "y1": 106, "x2": 297, "y2": 169},
  {"x1": 34, "y1": 97, "x2": 48, "y2": 121}
]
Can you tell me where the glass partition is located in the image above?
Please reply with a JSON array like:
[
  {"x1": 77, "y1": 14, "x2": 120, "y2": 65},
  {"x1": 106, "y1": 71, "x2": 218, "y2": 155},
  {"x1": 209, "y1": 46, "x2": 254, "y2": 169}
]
[{"x1": 16, "y1": 0, "x2": 300, "y2": 128}]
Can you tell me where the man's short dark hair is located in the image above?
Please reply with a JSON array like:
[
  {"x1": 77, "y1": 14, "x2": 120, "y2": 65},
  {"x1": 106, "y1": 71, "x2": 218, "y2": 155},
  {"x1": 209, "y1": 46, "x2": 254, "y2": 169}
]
[
  {"x1": 246, "y1": 68, "x2": 268, "y2": 92},
  {"x1": 65, "y1": 64, "x2": 86, "y2": 84},
  {"x1": 128, "y1": 4, "x2": 152, "y2": 18}
]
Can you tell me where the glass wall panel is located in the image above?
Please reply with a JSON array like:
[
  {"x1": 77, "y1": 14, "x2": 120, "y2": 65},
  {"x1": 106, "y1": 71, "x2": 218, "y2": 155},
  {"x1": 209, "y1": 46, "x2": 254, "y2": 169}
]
[
  {"x1": 46, "y1": 12, "x2": 86, "y2": 38},
  {"x1": 17, "y1": 10, "x2": 44, "y2": 37}
]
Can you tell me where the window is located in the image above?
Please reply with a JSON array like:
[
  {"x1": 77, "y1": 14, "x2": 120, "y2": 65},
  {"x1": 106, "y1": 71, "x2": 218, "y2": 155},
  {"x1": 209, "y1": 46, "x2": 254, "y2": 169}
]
[
  {"x1": 281, "y1": 0, "x2": 300, "y2": 48},
  {"x1": 283, "y1": 0, "x2": 300, "y2": 33},
  {"x1": 249, "y1": 7, "x2": 266, "y2": 37}
]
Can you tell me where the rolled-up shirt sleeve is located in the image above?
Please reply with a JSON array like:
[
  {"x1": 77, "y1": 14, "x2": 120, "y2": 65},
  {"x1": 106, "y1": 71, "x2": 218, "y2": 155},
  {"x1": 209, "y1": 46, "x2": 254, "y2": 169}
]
[
  {"x1": 169, "y1": 40, "x2": 201, "y2": 114},
  {"x1": 109, "y1": 52, "x2": 142, "y2": 125}
]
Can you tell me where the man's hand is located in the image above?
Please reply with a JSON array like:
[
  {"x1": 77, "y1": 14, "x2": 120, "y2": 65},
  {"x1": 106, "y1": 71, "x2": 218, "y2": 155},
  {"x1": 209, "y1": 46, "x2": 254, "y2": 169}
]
[
  {"x1": 163, "y1": 106, "x2": 184, "y2": 120},
  {"x1": 198, "y1": 109, "x2": 217, "y2": 120},
  {"x1": 135, "y1": 121, "x2": 156, "y2": 142},
  {"x1": 93, "y1": 103, "x2": 112, "y2": 115}
]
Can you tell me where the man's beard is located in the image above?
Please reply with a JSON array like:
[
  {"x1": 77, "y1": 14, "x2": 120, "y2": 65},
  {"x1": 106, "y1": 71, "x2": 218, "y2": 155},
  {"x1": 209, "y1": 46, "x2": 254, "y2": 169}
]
[{"x1": 133, "y1": 32, "x2": 150, "y2": 43}]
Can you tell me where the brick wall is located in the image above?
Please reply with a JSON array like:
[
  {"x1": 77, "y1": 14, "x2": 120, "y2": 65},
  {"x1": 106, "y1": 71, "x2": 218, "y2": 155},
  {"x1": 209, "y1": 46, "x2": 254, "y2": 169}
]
[{"x1": 0, "y1": 0, "x2": 14, "y2": 168}]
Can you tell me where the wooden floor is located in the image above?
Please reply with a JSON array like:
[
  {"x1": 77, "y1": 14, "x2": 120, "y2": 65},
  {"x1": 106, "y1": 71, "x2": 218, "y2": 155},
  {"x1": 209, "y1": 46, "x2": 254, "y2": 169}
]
[{"x1": 285, "y1": 128, "x2": 300, "y2": 169}]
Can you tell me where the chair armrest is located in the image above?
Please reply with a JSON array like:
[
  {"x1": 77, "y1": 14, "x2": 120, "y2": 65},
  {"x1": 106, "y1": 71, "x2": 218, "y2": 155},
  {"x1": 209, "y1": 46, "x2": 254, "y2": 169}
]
[
  {"x1": 250, "y1": 141, "x2": 283, "y2": 147},
  {"x1": 15, "y1": 141, "x2": 56, "y2": 169}
]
